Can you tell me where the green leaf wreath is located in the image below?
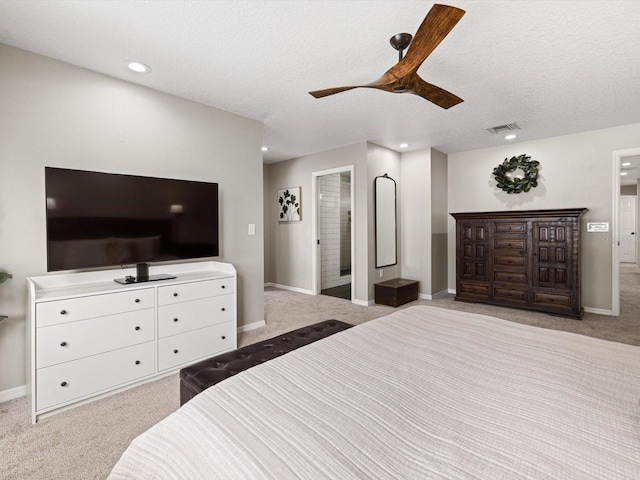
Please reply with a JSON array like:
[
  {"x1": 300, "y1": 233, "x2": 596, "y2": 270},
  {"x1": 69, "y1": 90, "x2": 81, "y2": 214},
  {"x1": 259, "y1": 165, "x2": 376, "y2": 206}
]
[{"x1": 493, "y1": 154, "x2": 540, "y2": 194}]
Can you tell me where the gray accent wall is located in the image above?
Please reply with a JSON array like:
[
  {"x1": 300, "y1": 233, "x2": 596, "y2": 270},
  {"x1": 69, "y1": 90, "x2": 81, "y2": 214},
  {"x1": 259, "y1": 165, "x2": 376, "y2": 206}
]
[{"x1": 0, "y1": 44, "x2": 264, "y2": 393}]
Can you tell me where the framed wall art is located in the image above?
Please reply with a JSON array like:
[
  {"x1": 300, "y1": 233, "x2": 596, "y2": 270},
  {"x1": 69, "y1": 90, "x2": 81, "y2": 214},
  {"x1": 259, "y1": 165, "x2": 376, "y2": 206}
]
[{"x1": 278, "y1": 187, "x2": 301, "y2": 222}]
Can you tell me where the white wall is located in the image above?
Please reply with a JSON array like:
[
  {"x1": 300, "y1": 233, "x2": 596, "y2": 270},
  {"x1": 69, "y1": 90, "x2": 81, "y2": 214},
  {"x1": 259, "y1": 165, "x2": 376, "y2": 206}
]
[
  {"x1": 0, "y1": 44, "x2": 264, "y2": 393},
  {"x1": 447, "y1": 123, "x2": 640, "y2": 312}
]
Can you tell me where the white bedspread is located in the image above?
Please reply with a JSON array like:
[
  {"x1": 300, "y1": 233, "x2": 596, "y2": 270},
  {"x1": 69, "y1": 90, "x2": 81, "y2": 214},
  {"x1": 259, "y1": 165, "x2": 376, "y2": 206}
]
[{"x1": 109, "y1": 306, "x2": 640, "y2": 479}]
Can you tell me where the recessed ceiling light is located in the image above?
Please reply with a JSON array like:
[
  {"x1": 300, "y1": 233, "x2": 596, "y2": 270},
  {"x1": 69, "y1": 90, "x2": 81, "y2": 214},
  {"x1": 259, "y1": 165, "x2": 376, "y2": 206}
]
[
  {"x1": 261, "y1": 146, "x2": 269, "y2": 152},
  {"x1": 505, "y1": 134, "x2": 517, "y2": 140},
  {"x1": 399, "y1": 143, "x2": 409, "y2": 148},
  {"x1": 126, "y1": 61, "x2": 151, "y2": 73},
  {"x1": 622, "y1": 162, "x2": 631, "y2": 166},
  {"x1": 620, "y1": 172, "x2": 628, "y2": 176}
]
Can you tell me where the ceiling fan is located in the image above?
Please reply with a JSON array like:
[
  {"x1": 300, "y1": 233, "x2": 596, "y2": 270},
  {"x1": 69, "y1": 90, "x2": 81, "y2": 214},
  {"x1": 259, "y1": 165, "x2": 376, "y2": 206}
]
[{"x1": 309, "y1": 4, "x2": 465, "y2": 109}]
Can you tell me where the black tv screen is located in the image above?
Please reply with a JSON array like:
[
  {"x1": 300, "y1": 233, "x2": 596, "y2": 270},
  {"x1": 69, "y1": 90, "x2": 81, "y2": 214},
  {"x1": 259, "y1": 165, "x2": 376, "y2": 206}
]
[{"x1": 45, "y1": 167, "x2": 219, "y2": 272}]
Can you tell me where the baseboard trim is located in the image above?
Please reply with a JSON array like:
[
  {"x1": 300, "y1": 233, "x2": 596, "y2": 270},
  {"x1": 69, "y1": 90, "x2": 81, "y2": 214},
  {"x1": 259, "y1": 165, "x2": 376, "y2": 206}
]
[
  {"x1": 264, "y1": 283, "x2": 314, "y2": 295},
  {"x1": 353, "y1": 299, "x2": 373, "y2": 307},
  {"x1": 264, "y1": 282, "x2": 373, "y2": 306},
  {"x1": 419, "y1": 289, "x2": 450, "y2": 300},
  {"x1": 237, "y1": 320, "x2": 266, "y2": 333},
  {"x1": 583, "y1": 307, "x2": 613, "y2": 316},
  {"x1": 0, "y1": 384, "x2": 26, "y2": 403}
]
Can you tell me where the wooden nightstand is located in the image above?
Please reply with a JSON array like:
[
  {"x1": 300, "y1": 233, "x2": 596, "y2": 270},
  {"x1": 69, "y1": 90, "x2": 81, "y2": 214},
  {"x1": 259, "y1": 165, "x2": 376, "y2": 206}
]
[{"x1": 374, "y1": 278, "x2": 419, "y2": 307}]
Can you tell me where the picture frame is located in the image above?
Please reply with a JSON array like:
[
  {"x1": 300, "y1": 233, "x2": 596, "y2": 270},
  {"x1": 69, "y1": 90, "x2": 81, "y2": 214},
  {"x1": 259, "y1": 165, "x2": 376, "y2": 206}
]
[{"x1": 278, "y1": 187, "x2": 301, "y2": 222}]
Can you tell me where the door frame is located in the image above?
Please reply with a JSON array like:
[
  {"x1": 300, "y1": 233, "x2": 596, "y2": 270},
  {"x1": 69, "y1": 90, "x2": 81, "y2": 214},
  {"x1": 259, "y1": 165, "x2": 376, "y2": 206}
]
[
  {"x1": 611, "y1": 147, "x2": 640, "y2": 316},
  {"x1": 311, "y1": 165, "x2": 355, "y2": 301}
]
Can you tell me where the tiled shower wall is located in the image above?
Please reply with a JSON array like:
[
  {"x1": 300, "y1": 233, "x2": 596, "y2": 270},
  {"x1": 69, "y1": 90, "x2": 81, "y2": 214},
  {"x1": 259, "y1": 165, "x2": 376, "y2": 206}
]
[{"x1": 319, "y1": 173, "x2": 351, "y2": 289}]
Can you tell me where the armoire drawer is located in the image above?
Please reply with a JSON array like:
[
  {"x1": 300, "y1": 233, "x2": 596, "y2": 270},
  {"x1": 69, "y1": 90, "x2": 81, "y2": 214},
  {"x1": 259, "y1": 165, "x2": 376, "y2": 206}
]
[
  {"x1": 158, "y1": 295, "x2": 235, "y2": 338},
  {"x1": 158, "y1": 321, "x2": 236, "y2": 371},
  {"x1": 36, "y1": 309, "x2": 154, "y2": 369},
  {"x1": 36, "y1": 288, "x2": 154, "y2": 328},
  {"x1": 36, "y1": 341, "x2": 155, "y2": 411},
  {"x1": 494, "y1": 222, "x2": 527, "y2": 234},
  {"x1": 157, "y1": 277, "x2": 234, "y2": 306}
]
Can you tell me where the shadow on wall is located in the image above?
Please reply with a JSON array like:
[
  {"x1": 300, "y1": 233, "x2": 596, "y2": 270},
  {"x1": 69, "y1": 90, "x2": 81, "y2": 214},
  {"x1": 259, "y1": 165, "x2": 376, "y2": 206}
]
[{"x1": 488, "y1": 173, "x2": 548, "y2": 208}]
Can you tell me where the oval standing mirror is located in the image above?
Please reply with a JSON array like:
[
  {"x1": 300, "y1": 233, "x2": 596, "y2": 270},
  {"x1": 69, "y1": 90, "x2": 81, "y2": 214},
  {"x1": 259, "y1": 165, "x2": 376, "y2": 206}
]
[{"x1": 374, "y1": 174, "x2": 397, "y2": 268}]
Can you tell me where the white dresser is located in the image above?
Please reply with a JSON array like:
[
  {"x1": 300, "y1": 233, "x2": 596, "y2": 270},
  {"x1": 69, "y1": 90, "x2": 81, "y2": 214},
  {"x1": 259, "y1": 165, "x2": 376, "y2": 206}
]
[{"x1": 26, "y1": 261, "x2": 236, "y2": 423}]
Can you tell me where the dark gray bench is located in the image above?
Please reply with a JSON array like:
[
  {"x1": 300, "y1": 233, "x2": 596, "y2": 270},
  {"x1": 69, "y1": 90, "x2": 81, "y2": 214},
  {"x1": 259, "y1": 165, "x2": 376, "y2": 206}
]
[{"x1": 179, "y1": 319, "x2": 354, "y2": 405}]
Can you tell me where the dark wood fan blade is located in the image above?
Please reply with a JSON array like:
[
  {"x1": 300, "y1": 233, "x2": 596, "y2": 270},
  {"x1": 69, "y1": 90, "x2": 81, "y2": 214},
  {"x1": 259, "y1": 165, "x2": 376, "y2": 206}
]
[
  {"x1": 309, "y1": 86, "x2": 359, "y2": 98},
  {"x1": 389, "y1": 4, "x2": 465, "y2": 78},
  {"x1": 309, "y1": 73, "x2": 397, "y2": 98},
  {"x1": 412, "y1": 75, "x2": 463, "y2": 109}
]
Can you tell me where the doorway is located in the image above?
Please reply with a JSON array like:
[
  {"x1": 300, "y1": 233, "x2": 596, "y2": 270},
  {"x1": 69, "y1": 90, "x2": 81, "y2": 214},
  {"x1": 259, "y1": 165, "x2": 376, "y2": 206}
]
[
  {"x1": 311, "y1": 166, "x2": 355, "y2": 301},
  {"x1": 612, "y1": 148, "x2": 640, "y2": 316},
  {"x1": 619, "y1": 195, "x2": 637, "y2": 264}
]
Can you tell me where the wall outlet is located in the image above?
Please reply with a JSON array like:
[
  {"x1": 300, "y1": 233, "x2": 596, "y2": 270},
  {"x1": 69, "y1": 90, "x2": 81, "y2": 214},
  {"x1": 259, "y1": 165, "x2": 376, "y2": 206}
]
[
  {"x1": 379, "y1": 269, "x2": 383, "y2": 278},
  {"x1": 248, "y1": 224, "x2": 255, "y2": 236}
]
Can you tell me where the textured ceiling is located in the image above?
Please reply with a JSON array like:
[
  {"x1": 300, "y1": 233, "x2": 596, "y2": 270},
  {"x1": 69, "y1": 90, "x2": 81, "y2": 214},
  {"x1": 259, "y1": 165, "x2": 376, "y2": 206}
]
[{"x1": 1, "y1": 1, "x2": 639, "y2": 163}]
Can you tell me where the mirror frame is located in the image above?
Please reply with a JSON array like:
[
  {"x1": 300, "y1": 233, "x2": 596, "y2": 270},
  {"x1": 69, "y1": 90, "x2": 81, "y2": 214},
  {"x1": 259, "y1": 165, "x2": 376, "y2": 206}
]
[{"x1": 374, "y1": 174, "x2": 397, "y2": 268}]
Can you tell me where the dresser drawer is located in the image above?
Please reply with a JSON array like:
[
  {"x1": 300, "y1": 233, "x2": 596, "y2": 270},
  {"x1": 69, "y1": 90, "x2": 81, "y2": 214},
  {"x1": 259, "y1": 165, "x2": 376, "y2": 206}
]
[
  {"x1": 494, "y1": 222, "x2": 527, "y2": 234},
  {"x1": 36, "y1": 341, "x2": 155, "y2": 411},
  {"x1": 36, "y1": 288, "x2": 154, "y2": 328},
  {"x1": 493, "y1": 271, "x2": 527, "y2": 285},
  {"x1": 494, "y1": 238, "x2": 527, "y2": 250},
  {"x1": 493, "y1": 287, "x2": 527, "y2": 303},
  {"x1": 533, "y1": 291, "x2": 572, "y2": 309},
  {"x1": 158, "y1": 295, "x2": 235, "y2": 339},
  {"x1": 157, "y1": 278, "x2": 234, "y2": 306},
  {"x1": 493, "y1": 254, "x2": 527, "y2": 268},
  {"x1": 158, "y1": 321, "x2": 236, "y2": 371},
  {"x1": 459, "y1": 282, "x2": 489, "y2": 297},
  {"x1": 37, "y1": 309, "x2": 154, "y2": 369}
]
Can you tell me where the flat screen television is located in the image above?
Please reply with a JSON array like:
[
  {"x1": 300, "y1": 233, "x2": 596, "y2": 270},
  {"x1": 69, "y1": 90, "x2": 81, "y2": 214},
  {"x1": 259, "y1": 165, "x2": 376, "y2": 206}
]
[{"x1": 45, "y1": 167, "x2": 219, "y2": 272}]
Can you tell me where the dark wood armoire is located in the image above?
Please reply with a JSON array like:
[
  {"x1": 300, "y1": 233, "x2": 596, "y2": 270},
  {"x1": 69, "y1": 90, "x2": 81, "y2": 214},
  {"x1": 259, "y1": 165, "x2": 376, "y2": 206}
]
[{"x1": 450, "y1": 208, "x2": 588, "y2": 319}]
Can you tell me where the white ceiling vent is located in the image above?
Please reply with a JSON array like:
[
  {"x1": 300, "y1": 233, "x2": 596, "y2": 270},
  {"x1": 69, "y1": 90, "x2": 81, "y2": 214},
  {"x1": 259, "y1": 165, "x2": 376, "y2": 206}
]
[{"x1": 486, "y1": 122, "x2": 521, "y2": 135}]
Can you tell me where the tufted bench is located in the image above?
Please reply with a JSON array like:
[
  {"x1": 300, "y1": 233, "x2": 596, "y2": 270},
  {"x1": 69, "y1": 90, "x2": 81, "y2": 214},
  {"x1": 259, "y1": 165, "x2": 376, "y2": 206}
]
[{"x1": 179, "y1": 319, "x2": 354, "y2": 405}]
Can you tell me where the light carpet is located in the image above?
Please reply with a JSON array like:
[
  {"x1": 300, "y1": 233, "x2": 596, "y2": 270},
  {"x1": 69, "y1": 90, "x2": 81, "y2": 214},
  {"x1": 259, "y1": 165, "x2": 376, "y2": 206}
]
[{"x1": 1, "y1": 265, "x2": 639, "y2": 479}]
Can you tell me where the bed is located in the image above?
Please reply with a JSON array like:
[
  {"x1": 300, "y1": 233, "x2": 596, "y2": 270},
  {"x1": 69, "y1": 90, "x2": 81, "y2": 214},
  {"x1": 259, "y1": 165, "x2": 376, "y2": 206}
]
[{"x1": 109, "y1": 306, "x2": 640, "y2": 479}]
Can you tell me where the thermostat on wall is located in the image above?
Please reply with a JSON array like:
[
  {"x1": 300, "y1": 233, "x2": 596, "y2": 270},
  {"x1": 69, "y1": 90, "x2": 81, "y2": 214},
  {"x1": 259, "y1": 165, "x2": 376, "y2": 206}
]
[{"x1": 587, "y1": 222, "x2": 609, "y2": 232}]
